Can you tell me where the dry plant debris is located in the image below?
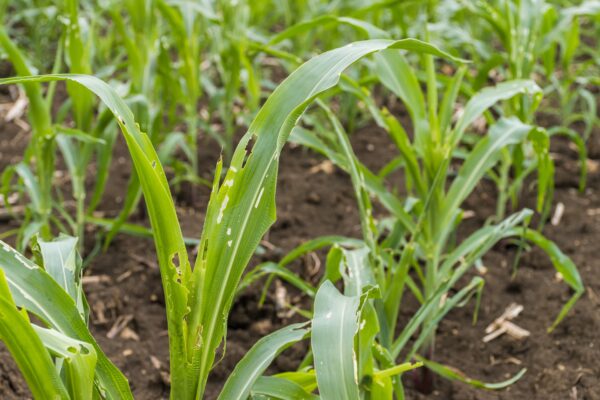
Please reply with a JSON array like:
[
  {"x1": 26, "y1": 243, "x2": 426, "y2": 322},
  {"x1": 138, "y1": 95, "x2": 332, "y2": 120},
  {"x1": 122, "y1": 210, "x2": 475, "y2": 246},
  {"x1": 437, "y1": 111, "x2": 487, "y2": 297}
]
[{"x1": 483, "y1": 303, "x2": 530, "y2": 343}]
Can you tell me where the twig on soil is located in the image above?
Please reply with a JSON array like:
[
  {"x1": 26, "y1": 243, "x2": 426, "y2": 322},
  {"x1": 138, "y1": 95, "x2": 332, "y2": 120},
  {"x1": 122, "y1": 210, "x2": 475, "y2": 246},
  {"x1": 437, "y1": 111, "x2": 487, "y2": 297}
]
[
  {"x1": 587, "y1": 286, "x2": 599, "y2": 306},
  {"x1": 116, "y1": 266, "x2": 145, "y2": 283},
  {"x1": 306, "y1": 252, "x2": 321, "y2": 277},
  {"x1": 308, "y1": 160, "x2": 335, "y2": 175},
  {"x1": 82, "y1": 274, "x2": 112, "y2": 285},
  {"x1": 260, "y1": 239, "x2": 277, "y2": 251},
  {"x1": 483, "y1": 303, "x2": 530, "y2": 343},
  {"x1": 4, "y1": 88, "x2": 27, "y2": 122},
  {"x1": 586, "y1": 207, "x2": 600, "y2": 217},
  {"x1": 130, "y1": 253, "x2": 158, "y2": 270},
  {"x1": 551, "y1": 202, "x2": 565, "y2": 226},
  {"x1": 490, "y1": 355, "x2": 522, "y2": 366},
  {"x1": 0, "y1": 205, "x2": 26, "y2": 221},
  {"x1": 120, "y1": 327, "x2": 140, "y2": 341},
  {"x1": 107, "y1": 314, "x2": 134, "y2": 339},
  {"x1": 92, "y1": 301, "x2": 108, "y2": 325}
]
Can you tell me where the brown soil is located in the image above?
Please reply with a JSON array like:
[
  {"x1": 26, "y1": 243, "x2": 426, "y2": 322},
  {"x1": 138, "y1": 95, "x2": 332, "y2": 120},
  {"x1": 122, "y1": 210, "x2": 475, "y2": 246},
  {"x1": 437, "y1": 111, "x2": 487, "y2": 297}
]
[{"x1": 0, "y1": 90, "x2": 599, "y2": 399}]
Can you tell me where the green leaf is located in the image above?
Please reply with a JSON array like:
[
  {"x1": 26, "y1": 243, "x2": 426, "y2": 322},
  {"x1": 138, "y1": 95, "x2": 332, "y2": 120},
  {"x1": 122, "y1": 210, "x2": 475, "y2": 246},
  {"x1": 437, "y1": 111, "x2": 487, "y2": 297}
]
[
  {"x1": 240, "y1": 262, "x2": 317, "y2": 298},
  {"x1": 54, "y1": 125, "x2": 106, "y2": 145},
  {"x1": 341, "y1": 246, "x2": 375, "y2": 297},
  {"x1": 251, "y1": 376, "x2": 318, "y2": 400},
  {"x1": 0, "y1": 73, "x2": 188, "y2": 397},
  {"x1": 14, "y1": 162, "x2": 42, "y2": 213},
  {"x1": 268, "y1": 15, "x2": 389, "y2": 46},
  {"x1": 416, "y1": 355, "x2": 527, "y2": 390},
  {"x1": 450, "y1": 80, "x2": 541, "y2": 147},
  {"x1": 0, "y1": 269, "x2": 69, "y2": 399},
  {"x1": 34, "y1": 235, "x2": 80, "y2": 305},
  {"x1": 374, "y1": 50, "x2": 427, "y2": 135},
  {"x1": 218, "y1": 323, "x2": 309, "y2": 400},
  {"x1": 440, "y1": 118, "x2": 535, "y2": 242},
  {"x1": 273, "y1": 371, "x2": 317, "y2": 393},
  {"x1": 0, "y1": 37, "x2": 479, "y2": 398},
  {"x1": 312, "y1": 281, "x2": 360, "y2": 400},
  {"x1": 33, "y1": 325, "x2": 97, "y2": 400}
]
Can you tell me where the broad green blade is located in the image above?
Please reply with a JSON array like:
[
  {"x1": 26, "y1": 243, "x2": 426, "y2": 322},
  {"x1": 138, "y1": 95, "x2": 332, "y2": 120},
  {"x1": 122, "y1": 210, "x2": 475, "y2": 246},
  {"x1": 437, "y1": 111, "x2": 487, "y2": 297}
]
[
  {"x1": 341, "y1": 246, "x2": 375, "y2": 297},
  {"x1": 0, "y1": 269, "x2": 69, "y2": 399},
  {"x1": 450, "y1": 80, "x2": 541, "y2": 146},
  {"x1": 34, "y1": 235, "x2": 80, "y2": 305},
  {"x1": 268, "y1": 15, "x2": 389, "y2": 45},
  {"x1": 273, "y1": 371, "x2": 317, "y2": 393},
  {"x1": 218, "y1": 323, "x2": 309, "y2": 400},
  {"x1": 251, "y1": 376, "x2": 319, "y2": 400},
  {"x1": 312, "y1": 281, "x2": 360, "y2": 400},
  {"x1": 374, "y1": 50, "x2": 427, "y2": 138}
]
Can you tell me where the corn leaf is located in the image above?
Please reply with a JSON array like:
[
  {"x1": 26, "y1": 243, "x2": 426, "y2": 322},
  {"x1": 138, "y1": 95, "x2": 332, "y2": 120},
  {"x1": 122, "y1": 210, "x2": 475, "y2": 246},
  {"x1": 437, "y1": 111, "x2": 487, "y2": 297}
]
[
  {"x1": 416, "y1": 355, "x2": 527, "y2": 390},
  {"x1": 218, "y1": 323, "x2": 309, "y2": 400},
  {"x1": 0, "y1": 269, "x2": 70, "y2": 399},
  {"x1": 33, "y1": 325, "x2": 97, "y2": 400},
  {"x1": 268, "y1": 15, "x2": 389, "y2": 45},
  {"x1": 440, "y1": 117, "x2": 536, "y2": 241},
  {"x1": 251, "y1": 376, "x2": 318, "y2": 400},
  {"x1": 450, "y1": 80, "x2": 541, "y2": 146},
  {"x1": 312, "y1": 281, "x2": 361, "y2": 400}
]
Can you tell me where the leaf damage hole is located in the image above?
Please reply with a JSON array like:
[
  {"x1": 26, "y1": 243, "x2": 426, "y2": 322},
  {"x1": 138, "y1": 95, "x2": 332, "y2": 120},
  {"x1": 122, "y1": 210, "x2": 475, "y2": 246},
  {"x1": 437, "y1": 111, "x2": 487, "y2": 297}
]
[{"x1": 171, "y1": 253, "x2": 182, "y2": 283}]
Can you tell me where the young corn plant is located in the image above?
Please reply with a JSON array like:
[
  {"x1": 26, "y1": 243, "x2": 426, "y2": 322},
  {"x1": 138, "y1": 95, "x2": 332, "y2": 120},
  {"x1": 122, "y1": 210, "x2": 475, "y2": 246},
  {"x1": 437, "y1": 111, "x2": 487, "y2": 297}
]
[
  {"x1": 252, "y1": 47, "x2": 583, "y2": 393},
  {"x1": 0, "y1": 38, "x2": 460, "y2": 399}
]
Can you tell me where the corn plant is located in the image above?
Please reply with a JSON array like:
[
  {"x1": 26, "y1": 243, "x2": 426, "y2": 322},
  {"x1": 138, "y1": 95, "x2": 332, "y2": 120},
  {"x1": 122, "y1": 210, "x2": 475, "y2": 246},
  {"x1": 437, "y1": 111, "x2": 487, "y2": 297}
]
[
  {"x1": 0, "y1": 38, "x2": 464, "y2": 399},
  {"x1": 250, "y1": 47, "x2": 583, "y2": 393}
]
